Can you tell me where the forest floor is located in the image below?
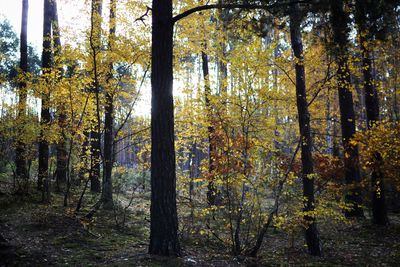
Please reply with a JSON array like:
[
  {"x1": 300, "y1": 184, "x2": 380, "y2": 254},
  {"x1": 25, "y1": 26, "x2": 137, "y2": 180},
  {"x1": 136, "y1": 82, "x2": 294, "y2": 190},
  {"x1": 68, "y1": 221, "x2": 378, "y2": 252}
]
[{"x1": 1, "y1": 189, "x2": 400, "y2": 266}]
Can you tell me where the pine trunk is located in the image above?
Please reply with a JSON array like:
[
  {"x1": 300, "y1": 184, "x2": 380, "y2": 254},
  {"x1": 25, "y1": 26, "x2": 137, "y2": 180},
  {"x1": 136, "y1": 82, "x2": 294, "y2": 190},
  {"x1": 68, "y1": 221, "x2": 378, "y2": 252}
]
[
  {"x1": 149, "y1": 0, "x2": 180, "y2": 256},
  {"x1": 217, "y1": 0, "x2": 228, "y2": 98},
  {"x1": 201, "y1": 50, "x2": 218, "y2": 206},
  {"x1": 330, "y1": 0, "x2": 364, "y2": 218},
  {"x1": 102, "y1": 0, "x2": 116, "y2": 209},
  {"x1": 89, "y1": 0, "x2": 103, "y2": 193},
  {"x1": 39, "y1": 0, "x2": 53, "y2": 202},
  {"x1": 289, "y1": 3, "x2": 323, "y2": 256},
  {"x1": 51, "y1": 0, "x2": 68, "y2": 190},
  {"x1": 16, "y1": 0, "x2": 29, "y2": 185},
  {"x1": 355, "y1": 0, "x2": 389, "y2": 225}
]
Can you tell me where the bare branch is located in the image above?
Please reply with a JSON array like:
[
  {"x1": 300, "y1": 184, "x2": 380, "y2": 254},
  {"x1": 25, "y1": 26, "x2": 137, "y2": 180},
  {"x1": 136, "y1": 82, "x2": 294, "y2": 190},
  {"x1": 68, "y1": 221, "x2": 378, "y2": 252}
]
[
  {"x1": 113, "y1": 66, "x2": 149, "y2": 139},
  {"x1": 172, "y1": 1, "x2": 311, "y2": 23},
  {"x1": 246, "y1": 138, "x2": 301, "y2": 257},
  {"x1": 113, "y1": 127, "x2": 150, "y2": 145},
  {"x1": 135, "y1": 6, "x2": 152, "y2": 26}
]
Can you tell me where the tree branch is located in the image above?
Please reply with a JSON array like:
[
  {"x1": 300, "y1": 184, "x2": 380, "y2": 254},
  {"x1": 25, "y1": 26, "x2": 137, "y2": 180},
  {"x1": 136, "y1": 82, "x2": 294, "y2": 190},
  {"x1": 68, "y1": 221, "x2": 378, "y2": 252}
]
[
  {"x1": 113, "y1": 66, "x2": 149, "y2": 139},
  {"x1": 135, "y1": 6, "x2": 152, "y2": 25},
  {"x1": 246, "y1": 137, "x2": 301, "y2": 257},
  {"x1": 172, "y1": 1, "x2": 311, "y2": 23}
]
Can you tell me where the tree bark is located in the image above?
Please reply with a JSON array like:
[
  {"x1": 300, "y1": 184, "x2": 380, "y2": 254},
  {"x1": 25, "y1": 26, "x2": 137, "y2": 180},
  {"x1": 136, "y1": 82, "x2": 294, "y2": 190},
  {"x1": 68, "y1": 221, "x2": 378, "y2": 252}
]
[
  {"x1": 201, "y1": 49, "x2": 218, "y2": 206},
  {"x1": 289, "y1": 3, "x2": 322, "y2": 256},
  {"x1": 149, "y1": 0, "x2": 180, "y2": 256},
  {"x1": 355, "y1": 0, "x2": 389, "y2": 225},
  {"x1": 16, "y1": 0, "x2": 29, "y2": 186},
  {"x1": 39, "y1": 0, "x2": 52, "y2": 202},
  {"x1": 89, "y1": 0, "x2": 102, "y2": 193},
  {"x1": 50, "y1": 0, "x2": 68, "y2": 191},
  {"x1": 102, "y1": 0, "x2": 116, "y2": 209},
  {"x1": 217, "y1": 0, "x2": 228, "y2": 98},
  {"x1": 89, "y1": 130, "x2": 101, "y2": 192},
  {"x1": 79, "y1": 131, "x2": 90, "y2": 184},
  {"x1": 329, "y1": 0, "x2": 364, "y2": 218}
]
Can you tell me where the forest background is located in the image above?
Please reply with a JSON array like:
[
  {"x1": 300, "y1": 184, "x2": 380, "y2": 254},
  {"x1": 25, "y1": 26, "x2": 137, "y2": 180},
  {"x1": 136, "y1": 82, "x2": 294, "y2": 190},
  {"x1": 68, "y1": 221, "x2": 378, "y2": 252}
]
[{"x1": 1, "y1": 0, "x2": 400, "y2": 265}]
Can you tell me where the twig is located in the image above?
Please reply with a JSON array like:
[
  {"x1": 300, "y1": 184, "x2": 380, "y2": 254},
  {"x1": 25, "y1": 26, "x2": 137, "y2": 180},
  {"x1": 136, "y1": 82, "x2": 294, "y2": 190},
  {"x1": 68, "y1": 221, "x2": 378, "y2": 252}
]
[
  {"x1": 246, "y1": 138, "x2": 301, "y2": 257},
  {"x1": 135, "y1": 6, "x2": 152, "y2": 25}
]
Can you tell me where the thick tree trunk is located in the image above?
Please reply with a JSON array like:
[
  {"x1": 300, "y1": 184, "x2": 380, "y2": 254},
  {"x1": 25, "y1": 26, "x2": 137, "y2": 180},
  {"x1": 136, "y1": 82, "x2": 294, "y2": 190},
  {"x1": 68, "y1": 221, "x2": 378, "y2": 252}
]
[
  {"x1": 329, "y1": 0, "x2": 364, "y2": 218},
  {"x1": 39, "y1": 0, "x2": 53, "y2": 202},
  {"x1": 16, "y1": 0, "x2": 29, "y2": 186},
  {"x1": 89, "y1": 0, "x2": 103, "y2": 193},
  {"x1": 149, "y1": 0, "x2": 180, "y2": 256},
  {"x1": 102, "y1": 0, "x2": 116, "y2": 209},
  {"x1": 289, "y1": 3, "x2": 322, "y2": 256},
  {"x1": 355, "y1": 0, "x2": 389, "y2": 225}
]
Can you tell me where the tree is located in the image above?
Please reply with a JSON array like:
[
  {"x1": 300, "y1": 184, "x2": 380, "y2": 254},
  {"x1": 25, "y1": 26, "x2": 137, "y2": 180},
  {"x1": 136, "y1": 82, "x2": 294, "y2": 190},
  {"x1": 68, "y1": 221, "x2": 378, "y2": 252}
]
[
  {"x1": 89, "y1": 0, "x2": 103, "y2": 193},
  {"x1": 38, "y1": 0, "x2": 52, "y2": 202},
  {"x1": 15, "y1": 0, "x2": 29, "y2": 186},
  {"x1": 354, "y1": 0, "x2": 389, "y2": 225},
  {"x1": 148, "y1": 0, "x2": 315, "y2": 257},
  {"x1": 217, "y1": 0, "x2": 229, "y2": 99},
  {"x1": 149, "y1": 0, "x2": 180, "y2": 256},
  {"x1": 329, "y1": 0, "x2": 364, "y2": 218},
  {"x1": 201, "y1": 47, "x2": 218, "y2": 206},
  {"x1": 102, "y1": 0, "x2": 116, "y2": 209},
  {"x1": 51, "y1": 0, "x2": 68, "y2": 191},
  {"x1": 289, "y1": 2, "x2": 323, "y2": 256},
  {"x1": 0, "y1": 20, "x2": 19, "y2": 83}
]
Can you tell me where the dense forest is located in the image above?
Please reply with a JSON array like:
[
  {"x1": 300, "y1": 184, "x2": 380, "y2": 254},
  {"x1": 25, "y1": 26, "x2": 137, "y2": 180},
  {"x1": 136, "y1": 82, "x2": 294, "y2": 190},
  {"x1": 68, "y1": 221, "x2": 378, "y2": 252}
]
[{"x1": 1, "y1": 0, "x2": 400, "y2": 266}]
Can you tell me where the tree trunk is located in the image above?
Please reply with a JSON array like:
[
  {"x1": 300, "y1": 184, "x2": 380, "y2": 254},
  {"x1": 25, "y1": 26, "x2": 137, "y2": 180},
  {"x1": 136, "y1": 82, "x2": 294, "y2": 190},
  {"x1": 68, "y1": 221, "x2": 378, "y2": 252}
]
[
  {"x1": 102, "y1": 0, "x2": 116, "y2": 209},
  {"x1": 89, "y1": 130, "x2": 101, "y2": 192},
  {"x1": 201, "y1": 49, "x2": 218, "y2": 206},
  {"x1": 289, "y1": 3, "x2": 322, "y2": 256},
  {"x1": 39, "y1": 0, "x2": 53, "y2": 202},
  {"x1": 217, "y1": 0, "x2": 228, "y2": 98},
  {"x1": 329, "y1": 0, "x2": 364, "y2": 218},
  {"x1": 89, "y1": 0, "x2": 102, "y2": 193},
  {"x1": 149, "y1": 0, "x2": 180, "y2": 256},
  {"x1": 355, "y1": 0, "x2": 389, "y2": 225},
  {"x1": 51, "y1": 0, "x2": 68, "y2": 191},
  {"x1": 56, "y1": 115, "x2": 68, "y2": 190},
  {"x1": 188, "y1": 142, "x2": 196, "y2": 224},
  {"x1": 16, "y1": 0, "x2": 29, "y2": 186},
  {"x1": 79, "y1": 131, "x2": 90, "y2": 184}
]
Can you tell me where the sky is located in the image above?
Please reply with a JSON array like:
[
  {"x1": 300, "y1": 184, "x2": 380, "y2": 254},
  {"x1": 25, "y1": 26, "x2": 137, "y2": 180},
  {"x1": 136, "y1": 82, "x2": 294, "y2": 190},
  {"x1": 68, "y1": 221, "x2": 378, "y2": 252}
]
[
  {"x1": 0, "y1": 0, "x2": 89, "y2": 51},
  {"x1": 0, "y1": 0, "x2": 44, "y2": 50},
  {"x1": 0, "y1": 0, "x2": 152, "y2": 117}
]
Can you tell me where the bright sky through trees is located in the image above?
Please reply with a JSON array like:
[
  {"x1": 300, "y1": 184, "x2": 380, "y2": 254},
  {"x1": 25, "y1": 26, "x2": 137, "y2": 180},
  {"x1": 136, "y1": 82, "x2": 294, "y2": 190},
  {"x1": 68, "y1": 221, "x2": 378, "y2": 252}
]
[
  {"x1": 0, "y1": 0, "x2": 152, "y2": 116},
  {"x1": 0, "y1": 0, "x2": 43, "y2": 50}
]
